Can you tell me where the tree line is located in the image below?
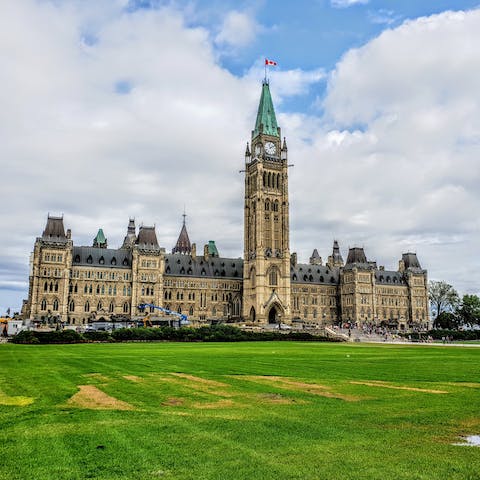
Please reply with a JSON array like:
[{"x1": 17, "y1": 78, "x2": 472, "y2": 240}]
[{"x1": 429, "y1": 280, "x2": 480, "y2": 329}]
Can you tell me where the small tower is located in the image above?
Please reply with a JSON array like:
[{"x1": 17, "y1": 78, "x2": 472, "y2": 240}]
[
  {"x1": 327, "y1": 240, "x2": 344, "y2": 268},
  {"x1": 309, "y1": 249, "x2": 322, "y2": 265},
  {"x1": 93, "y1": 229, "x2": 107, "y2": 249},
  {"x1": 172, "y1": 213, "x2": 192, "y2": 255},
  {"x1": 122, "y1": 218, "x2": 136, "y2": 249}
]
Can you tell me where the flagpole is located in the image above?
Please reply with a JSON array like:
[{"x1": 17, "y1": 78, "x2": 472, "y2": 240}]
[{"x1": 264, "y1": 59, "x2": 267, "y2": 83}]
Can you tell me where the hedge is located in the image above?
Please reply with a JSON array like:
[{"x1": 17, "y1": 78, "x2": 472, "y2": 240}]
[
  {"x1": 11, "y1": 325, "x2": 342, "y2": 345},
  {"x1": 401, "y1": 329, "x2": 480, "y2": 341}
]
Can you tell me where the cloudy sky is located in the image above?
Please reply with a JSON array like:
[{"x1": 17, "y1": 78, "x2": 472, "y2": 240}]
[{"x1": 1, "y1": 0, "x2": 480, "y2": 313}]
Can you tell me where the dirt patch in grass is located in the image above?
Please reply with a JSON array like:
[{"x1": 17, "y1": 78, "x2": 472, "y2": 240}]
[
  {"x1": 83, "y1": 373, "x2": 110, "y2": 382},
  {"x1": 192, "y1": 399, "x2": 235, "y2": 409},
  {"x1": 235, "y1": 376, "x2": 363, "y2": 401},
  {"x1": 167, "y1": 373, "x2": 234, "y2": 397},
  {"x1": 67, "y1": 385, "x2": 134, "y2": 410},
  {"x1": 123, "y1": 375, "x2": 142, "y2": 382},
  {"x1": 161, "y1": 397, "x2": 185, "y2": 407},
  {"x1": 443, "y1": 382, "x2": 480, "y2": 389},
  {"x1": 257, "y1": 393, "x2": 304, "y2": 405},
  {"x1": 350, "y1": 380, "x2": 448, "y2": 394},
  {"x1": 0, "y1": 390, "x2": 34, "y2": 406},
  {"x1": 170, "y1": 373, "x2": 229, "y2": 388}
]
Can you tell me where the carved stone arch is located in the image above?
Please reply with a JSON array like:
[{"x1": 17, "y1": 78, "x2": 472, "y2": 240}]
[{"x1": 267, "y1": 303, "x2": 283, "y2": 325}]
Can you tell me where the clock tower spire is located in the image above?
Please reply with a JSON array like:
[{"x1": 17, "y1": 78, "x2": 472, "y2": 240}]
[{"x1": 243, "y1": 81, "x2": 291, "y2": 325}]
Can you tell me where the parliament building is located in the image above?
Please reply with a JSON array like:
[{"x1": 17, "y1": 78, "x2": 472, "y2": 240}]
[{"x1": 24, "y1": 82, "x2": 430, "y2": 331}]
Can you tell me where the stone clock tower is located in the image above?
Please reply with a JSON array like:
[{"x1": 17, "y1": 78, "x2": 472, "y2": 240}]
[{"x1": 242, "y1": 81, "x2": 291, "y2": 325}]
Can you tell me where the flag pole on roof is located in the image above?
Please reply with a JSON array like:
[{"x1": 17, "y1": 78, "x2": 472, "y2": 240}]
[{"x1": 264, "y1": 58, "x2": 277, "y2": 82}]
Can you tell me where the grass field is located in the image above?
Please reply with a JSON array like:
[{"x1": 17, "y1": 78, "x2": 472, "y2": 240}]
[{"x1": 0, "y1": 342, "x2": 479, "y2": 480}]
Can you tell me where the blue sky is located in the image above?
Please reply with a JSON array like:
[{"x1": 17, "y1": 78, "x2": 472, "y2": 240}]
[
  {"x1": 126, "y1": 0, "x2": 480, "y2": 113},
  {"x1": 0, "y1": 0, "x2": 480, "y2": 314}
]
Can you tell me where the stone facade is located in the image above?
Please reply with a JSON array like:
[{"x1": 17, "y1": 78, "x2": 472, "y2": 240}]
[{"x1": 24, "y1": 82, "x2": 430, "y2": 331}]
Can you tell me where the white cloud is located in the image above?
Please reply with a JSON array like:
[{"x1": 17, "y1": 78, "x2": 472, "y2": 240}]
[
  {"x1": 288, "y1": 8, "x2": 480, "y2": 295},
  {"x1": 367, "y1": 9, "x2": 401, "y2": 25},
  {"x1": 331, "y1": 0, "x2": 369, "y2": 8},
  {"x1": 215, "y1": 10, "x2": 260, "y2": 48}
]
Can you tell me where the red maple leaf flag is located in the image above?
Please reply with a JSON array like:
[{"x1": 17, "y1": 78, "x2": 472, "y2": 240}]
[{"x1": 265, "y1": 58, "x2": 277, "y2": 66}]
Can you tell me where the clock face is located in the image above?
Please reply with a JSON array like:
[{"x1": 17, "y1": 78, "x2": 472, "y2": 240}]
[{"x1": 265, "y1": 141, "x2": 276, "y2": 155}]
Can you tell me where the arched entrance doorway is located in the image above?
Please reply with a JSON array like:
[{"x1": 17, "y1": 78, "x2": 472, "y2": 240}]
[{"x1": 268, "y1": 306, "x2": 279, "y2": 324}]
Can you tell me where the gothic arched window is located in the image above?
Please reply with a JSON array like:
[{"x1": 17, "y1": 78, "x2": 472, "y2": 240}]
[
  {"x1": 84, "y1": 301, "x2": 90, "y2": 312},
  {"x1": 269, "y1": 268, "x2": 278, "y2": 286},
  {"x1": 52, "y1": 299, "x2": 59, "y2": 311},
  {"x1": 41, "y1": 299, "x2": 47, "y2": 311},
  {"x1": 69, "y1": 300, "x2": 75, "y2": 312}
]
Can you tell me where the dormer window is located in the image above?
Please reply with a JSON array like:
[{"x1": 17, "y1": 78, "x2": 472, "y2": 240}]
[
  {"x1": 111, "y1": 257, "x2": 117, "y2": 265},
  {"x1": 74, "y1": 255, "x2": 80, "y2": 263},
  {"x1": 99, "y1": 256, "x2": 105, "y2": 265},
  {"x1": 87, "y1": 255, "x2": 93, "y2": 264}
]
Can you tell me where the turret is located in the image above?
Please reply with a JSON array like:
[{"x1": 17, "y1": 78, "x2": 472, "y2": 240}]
[
  {"x1": 93, "y1": 229, "x2": 107, "y2": 249},
  {"x1": 172, "y1": 213, "x2": 192, "y2": 255},
  {"x1": 245, "y1": 142, "x2": 251, "y2": 163},
  {"x1": 327, "y1": 240, "x2": 344, "y2": 268},
  {"x1": 281, "y1": 137, "x2": 288, "y2": 161},
  {"x1": 122, "y1": 218, "x2": 136, "y2": 249},
  {"x1": 309, "y1": 249, "x2": 322, "y2": 265}
]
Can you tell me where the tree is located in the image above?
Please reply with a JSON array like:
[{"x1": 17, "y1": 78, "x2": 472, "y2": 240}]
[
  {"x1": 434, "y1": 311, "x2": 460, "y2": 329},
  {"x1": 456, "y1": 294, "x2": 480, "y2": 327},
  {"x1": 429, "y1": 281, "x2": 459, "y2": 321}
]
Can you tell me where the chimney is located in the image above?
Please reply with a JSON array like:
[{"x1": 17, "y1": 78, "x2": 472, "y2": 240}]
[
  {"x1": 204, "y1": 244, "x2": 209, "y2": 260},
  {"x1": 191, "y1": 243, "x2": 197, "y2": 260},
  {"x1": 398, "y1": 260, "x2": 405, "y2": 273},
  {"x1": 66, "y1": 229, "x2": 71, "y2": 239}
]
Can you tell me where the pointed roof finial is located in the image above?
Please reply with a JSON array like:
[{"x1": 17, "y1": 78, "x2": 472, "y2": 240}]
[{"x1": 173, "y1": 212, "x2": 192, "y2": 255}]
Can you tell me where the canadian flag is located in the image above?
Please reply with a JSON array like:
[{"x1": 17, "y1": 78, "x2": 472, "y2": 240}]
[{"x1": 265, "y1": 58, "x2": 277, "y2": 66}]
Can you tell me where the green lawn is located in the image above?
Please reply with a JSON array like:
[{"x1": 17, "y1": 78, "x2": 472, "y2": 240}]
[{"x1": 0, "y1": 342, "x2": 479, "y2": 480}]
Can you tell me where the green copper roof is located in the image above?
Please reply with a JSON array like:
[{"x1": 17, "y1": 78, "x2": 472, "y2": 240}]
[
  {"x1": 208, "y1": 240, "x2": 219, "y2": 257},
  {"x1": 94, "y1": 228, "x2": 106, "y2": 244},
  {"x1": 253, "y1": 81, "x2": 279, "y2": 138}
]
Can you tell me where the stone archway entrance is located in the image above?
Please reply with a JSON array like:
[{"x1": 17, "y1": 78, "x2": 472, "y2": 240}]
[{"x1": 268, "y1": 306, "x2": 279, "y2": 324}]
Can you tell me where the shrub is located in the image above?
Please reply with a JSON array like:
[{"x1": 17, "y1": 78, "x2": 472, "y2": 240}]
[
  {"x1": 11, "y1": 330, "x2": 84, "y2": 344},
  {"x1": 83, "y1": 331, "x2": 113, "y2": 342}
]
